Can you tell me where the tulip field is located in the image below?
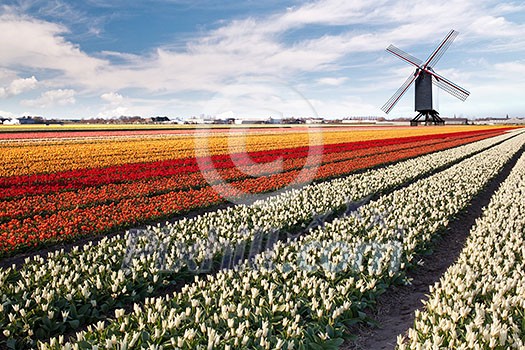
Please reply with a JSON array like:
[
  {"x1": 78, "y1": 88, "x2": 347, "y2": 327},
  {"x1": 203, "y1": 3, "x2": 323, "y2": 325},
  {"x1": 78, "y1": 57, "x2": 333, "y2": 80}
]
[
  {"x1": 0, "y1": 125, "x2": 524, "y2": 349},
  {"x1": 0, "y1": 126, "x2": 508, "y2": 255}
]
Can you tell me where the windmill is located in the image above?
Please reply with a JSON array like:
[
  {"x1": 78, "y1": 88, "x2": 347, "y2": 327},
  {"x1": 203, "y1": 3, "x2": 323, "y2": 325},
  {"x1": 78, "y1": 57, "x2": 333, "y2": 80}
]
[{"x1": 381, "y1": 30, "x2": 470, "y2": 126}]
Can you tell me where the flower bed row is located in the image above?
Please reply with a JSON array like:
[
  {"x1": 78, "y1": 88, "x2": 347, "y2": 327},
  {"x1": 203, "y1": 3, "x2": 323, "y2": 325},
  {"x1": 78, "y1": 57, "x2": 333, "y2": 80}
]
[
  {"x1": 0, "y1": 128, "x2": 503, "y2": 194},
  {"x1": 0, "y1": 131, "x2": 520, "y2": 348},
  {"x1": 0, "y1": 130, "x2": 498, "y2": 219},
  {"x1": 0, "y1": 131, "x2": 505, "y2": 254},
  {"x1": 0, "y1": 127, "x2": 294, "y2": 140},
  {"x1": 398, "y1": 152, "x2": 525, "y2": 349},
  {"x1": 37, "y1": 129, "x2": 525, "y2": 349},
  {"x1": 0, "y1": 126, "x2": 509, "y2": 177}
]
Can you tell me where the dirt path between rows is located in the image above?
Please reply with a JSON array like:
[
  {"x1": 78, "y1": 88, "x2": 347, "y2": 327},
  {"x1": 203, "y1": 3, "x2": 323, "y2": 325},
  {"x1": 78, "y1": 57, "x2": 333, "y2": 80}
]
[{"x1": 342, "y1": 145, "x2": 525, "y2": 350}]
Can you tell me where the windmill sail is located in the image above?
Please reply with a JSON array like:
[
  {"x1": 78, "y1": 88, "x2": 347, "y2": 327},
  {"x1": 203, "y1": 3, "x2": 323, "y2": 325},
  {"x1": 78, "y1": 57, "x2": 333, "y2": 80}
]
[
  {"x1": 381, "y1": 71, "x2": 420, "y2": 114},
  {"x1": 430, "y1": 72, "x2": 470, "y2": 101},
  {"x1": 423, "y1": 30, "x2": 458, "y2": 69},
  {"x1": 386, "y1": 45, "x2": 423, "y2": 67}
]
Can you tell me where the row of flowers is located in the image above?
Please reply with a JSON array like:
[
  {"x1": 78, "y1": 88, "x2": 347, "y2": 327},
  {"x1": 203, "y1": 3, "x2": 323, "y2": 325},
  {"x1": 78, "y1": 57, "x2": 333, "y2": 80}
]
[
  {"x1": 397, "y1": 151, "x2": 525, "y2": 349},
  {"x1": 0, "y1": 131, "x2": 495, "y2": 220},
  {"x1": 0, "y1": 132, "x2": 503, "y2": 254},
  {"x1": 0, "y1": 126, "x2": 508, "y2": 177},
  {"x1": 2, "y1": 130, "x2": 492, "y2": 196},
  {"x1": 37, "y1": 129, "x2": 525, "y2": 349},
  {"x1": 0, "y1": 130, "x2": 520, "y2": 347},
  {"x1": 0, "y1": 127, "x2": 296, "y2": 140}
]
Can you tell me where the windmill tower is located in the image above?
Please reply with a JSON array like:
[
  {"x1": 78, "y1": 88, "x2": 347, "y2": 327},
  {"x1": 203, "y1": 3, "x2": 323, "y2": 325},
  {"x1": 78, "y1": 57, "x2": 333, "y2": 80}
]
[{"x1": 381, "y1": 30, "x2": 470, "y2": 126}]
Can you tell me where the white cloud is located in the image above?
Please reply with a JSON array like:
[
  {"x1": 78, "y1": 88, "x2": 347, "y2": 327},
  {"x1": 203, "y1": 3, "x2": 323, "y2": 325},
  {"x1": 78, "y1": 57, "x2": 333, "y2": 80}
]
[
  {"x1": 97, "y1": 106, "x2": 129, "y2": 118},
  {"x1": 470, "y1": 15, "x2": 524, "y2": 37},
  {"x1": 494, "y1": 61, "x2": 525, "y2": 75},
  {"x1": 0, "y1": 13, "x2": 106, "y2": 83},
  {"x1": 101, "y1": 92, "x2": 124, "y2": 104},
  {"x1": 22, "y1": 89, "x2": 76, "y2": 108},
  {"x1": 9, "y1": 76, "x2": 38, "y2": 95},
  {"x1": 98, "y1": 92, "x2": 127, "y2": 117},
  {"x1": 317, "y1": 77, "x2": 348, "y2": 86},
  {"x1": 0, "y1": 76, "x2": 38, "y2": 97}
]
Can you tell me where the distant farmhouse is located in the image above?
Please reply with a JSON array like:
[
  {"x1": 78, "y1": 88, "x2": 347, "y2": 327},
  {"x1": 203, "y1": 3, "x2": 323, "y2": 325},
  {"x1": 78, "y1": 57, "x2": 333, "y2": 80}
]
[
  {"x1": 441, "y1": 117, "x2": 469, "y2": 125},
  {"x1": 474, "y1": 116, "x2": 525, "y2": 125},
  {"x1": 304, "y1": 118, "x2": 324, "y2": 124},
  {"x1": 341, "y1": 116, "x2": 381, "y2": 124}
]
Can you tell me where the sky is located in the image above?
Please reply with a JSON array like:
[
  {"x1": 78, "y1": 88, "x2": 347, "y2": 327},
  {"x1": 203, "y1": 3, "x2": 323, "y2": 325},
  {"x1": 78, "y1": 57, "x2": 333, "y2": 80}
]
[{"x1": 0, "y1": 0, "x2": 524, "y2": 120}]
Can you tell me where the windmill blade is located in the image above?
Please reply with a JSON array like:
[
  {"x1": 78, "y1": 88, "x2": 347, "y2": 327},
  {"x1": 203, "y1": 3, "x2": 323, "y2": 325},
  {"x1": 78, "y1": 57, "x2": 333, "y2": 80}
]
[
  {"x1": 381, "y1": 71, "x2": 420, "y2": 114},
  {"x1": 429, "y1": 71, "x2": 470, "y2": 101},
  {"x1": 423, "y1": 30, "x2": 459, "y2": 69},
  {"x1": 386, "y1": 45, "x2": 423, "y2": 67}
]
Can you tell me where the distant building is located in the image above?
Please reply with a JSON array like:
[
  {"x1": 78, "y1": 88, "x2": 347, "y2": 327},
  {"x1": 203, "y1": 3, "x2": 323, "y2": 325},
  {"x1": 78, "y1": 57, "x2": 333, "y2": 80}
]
[
  {"x1": 304, "y1": 118, "x2": 324, "y2": 124},
  {"x1": 241, "y1": 119, "x2": 268, "y2": 124},
  {"x1": 20, "y1": 116, "x2": 37, "y2": 124},
  {"x1": 211, "y1": 119, "x2": 229, "y2": 124},
  {"x1": 267, "y1": 117, "x2": 282, "y2": 124},
  {"x1": 171, "y1": 118, "x2": 185, "y2": 124},
  {"x1": 341, "y1": 119, "x2": 360, "y2": 124},
  {"x1": 281, "y1": 118, "x2": 305, "y2": 124},
  {"x1": 442, "y1": 117, "x2": 469, "y2": 125},
  {"x1": 474, "y1": 117, "x2": 525, "y2": 125},
  {"x1": 185, "y1": 116, "x2": 204, "y2": 124},
  {"x1": 341, "y1": 116, "x2": 380, "y2": 124}
]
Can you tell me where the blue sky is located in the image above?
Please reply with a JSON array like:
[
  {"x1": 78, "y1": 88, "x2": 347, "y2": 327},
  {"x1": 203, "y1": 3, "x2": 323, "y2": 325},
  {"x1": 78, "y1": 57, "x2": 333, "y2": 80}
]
[{"x1": 0, "y1": 0, "x2": 524, "y2": 119}]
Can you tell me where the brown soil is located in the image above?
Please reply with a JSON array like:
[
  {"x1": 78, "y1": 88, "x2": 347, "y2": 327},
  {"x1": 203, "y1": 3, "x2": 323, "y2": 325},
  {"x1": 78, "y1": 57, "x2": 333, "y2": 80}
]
[{"x1": 342, "y1": 144, "x2": 525, "y2": 350}]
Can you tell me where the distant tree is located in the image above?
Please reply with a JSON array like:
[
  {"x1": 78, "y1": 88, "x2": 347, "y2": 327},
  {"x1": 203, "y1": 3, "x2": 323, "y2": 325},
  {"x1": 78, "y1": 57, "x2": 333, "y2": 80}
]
[
  {"x1": 32, "y1": 116, "x2": 45, "y2": 124},
  {"x1": 151, "y1": 116, "x2": 170, "y2": 123}
]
